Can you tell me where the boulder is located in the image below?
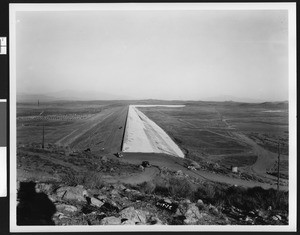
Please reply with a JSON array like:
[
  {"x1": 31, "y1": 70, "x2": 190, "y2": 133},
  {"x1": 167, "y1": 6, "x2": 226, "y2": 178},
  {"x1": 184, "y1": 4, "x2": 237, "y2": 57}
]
[
  {"x1": 90, "y1": 197, "x2": 104, "y2": 208},
  {"x1": 97, "y1": 195, "x2": 108, "y2": 200},
  {"x1": 35, "y1": 183, "x2": 53, "y2": 194},
  {"x1": 56, "y1": 185, "x2": 88, "y2": 202},
  {"x1": 100, "y1": 216, "x2": 121, "y2": 225},
  {"x1": 119, "y1": 207, "x2": 148, "y2": 224},
  {"x1": 56, "y1": 203, "x2": 78, "y2": 213},
  {"x1": 183, "y1": 203, "x2": 203, "y2": 225},
  {"x1": 196, "y1": 199, "x2": 204, "y2": 208},
  {"x1": 163, "y1": 198, "x2": 172, "y2": 204}
]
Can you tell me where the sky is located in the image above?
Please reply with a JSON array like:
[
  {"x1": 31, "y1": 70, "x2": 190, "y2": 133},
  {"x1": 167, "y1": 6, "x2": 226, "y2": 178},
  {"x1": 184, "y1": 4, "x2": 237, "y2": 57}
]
[{"x1": 15, "y1": 9, "x2": 289, "y2": 101}]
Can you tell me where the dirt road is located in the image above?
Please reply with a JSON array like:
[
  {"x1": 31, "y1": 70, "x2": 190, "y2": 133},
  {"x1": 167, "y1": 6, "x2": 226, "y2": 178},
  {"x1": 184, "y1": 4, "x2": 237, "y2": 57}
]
[
  {"x1": 103, "y1": 166, "x2": 160, "y2": 185},
  {"x1": 117, "y1": 152, "x2": 288, "y2": 191}
]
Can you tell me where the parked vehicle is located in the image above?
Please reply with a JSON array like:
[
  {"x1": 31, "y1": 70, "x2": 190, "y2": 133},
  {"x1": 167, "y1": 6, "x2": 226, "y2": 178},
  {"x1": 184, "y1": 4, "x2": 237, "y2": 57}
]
[{"x1": 142, "y1": 161, "x2": 150, "y2": 167}]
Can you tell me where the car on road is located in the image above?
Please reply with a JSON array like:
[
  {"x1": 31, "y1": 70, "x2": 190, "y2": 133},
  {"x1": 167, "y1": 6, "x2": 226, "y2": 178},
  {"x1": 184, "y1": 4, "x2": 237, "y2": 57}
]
[{"x1": 142, "y1": 161, "x2": 150, "y2": 168}]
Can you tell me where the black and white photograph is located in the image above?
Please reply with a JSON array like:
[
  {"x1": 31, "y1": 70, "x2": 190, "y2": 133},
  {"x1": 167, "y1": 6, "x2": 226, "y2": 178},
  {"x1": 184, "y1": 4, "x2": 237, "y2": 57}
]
[{"x1": 9, "y1": 3, "x2": 296, "y2": 232}]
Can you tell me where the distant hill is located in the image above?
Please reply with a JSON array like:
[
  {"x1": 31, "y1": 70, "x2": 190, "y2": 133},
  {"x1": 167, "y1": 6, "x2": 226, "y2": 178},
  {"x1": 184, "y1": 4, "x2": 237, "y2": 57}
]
[
  {"x1": 201, "y1": 95, "x2": 266, "y2": 103},
  {"x1": 17, "y1": 90, "x2": 132, "y2": 102}
]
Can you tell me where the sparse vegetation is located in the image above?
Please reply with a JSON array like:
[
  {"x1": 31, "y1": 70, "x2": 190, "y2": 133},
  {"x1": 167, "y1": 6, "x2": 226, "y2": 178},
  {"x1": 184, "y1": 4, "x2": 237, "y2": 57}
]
[{"x1": 60, "y1": 170, "x2": 105, "y2": 189}]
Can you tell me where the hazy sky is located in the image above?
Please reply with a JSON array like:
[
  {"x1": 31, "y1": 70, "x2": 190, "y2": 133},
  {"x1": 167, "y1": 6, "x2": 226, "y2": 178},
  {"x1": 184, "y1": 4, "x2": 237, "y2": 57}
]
[{"x1": 15, "y1": 9, "x2": 289, "y2": 101}]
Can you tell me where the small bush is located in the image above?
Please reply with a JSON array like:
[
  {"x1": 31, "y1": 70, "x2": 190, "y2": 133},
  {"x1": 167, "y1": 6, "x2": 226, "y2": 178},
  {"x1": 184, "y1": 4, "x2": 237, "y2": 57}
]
[
  {"x1": 192, "y1": 183, "x2": 288, "y2": 213},
  {"x1": 82, "y1": 171, "x2": 105, "y2": 189},
  {"x1": 138, "y1": 176, "x2": 194, "y2": 199},
  {"x1": 137, "y1": 181, "x2": 156, "y2": 194},
  {"x1": 168, "y1": 177, "x2": 193, "y2": 199},
  {"x1": 60, "y1": 170, "x2": 104, "y2": 189}
]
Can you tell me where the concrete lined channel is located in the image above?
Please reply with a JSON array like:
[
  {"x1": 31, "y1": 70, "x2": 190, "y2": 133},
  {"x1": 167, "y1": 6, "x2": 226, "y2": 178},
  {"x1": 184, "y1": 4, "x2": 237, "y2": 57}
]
[{"x1": 121, "y1": 105, "x2": 185, "y2": 158}]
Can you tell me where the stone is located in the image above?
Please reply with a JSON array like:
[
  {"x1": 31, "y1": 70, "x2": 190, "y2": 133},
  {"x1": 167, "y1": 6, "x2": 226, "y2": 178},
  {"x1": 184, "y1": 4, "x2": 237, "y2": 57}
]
[
  {"x1": 183, "y1": 203, "x2": 203, "y2": 225},
  {"x1": 56, "y1": 203, "x2": 78, "y2": 213},
  {"x1": 163, "y1": 198, "x2": 172, "y2": 204},
  {"x1": 101, "y1": 156, "x2": 108, "y2": 162},
  {"x1": 272, "y1": 215, "x2": 279, "y2": 221},
  {"x1": 176, "y1": 170, "x2": 184, "y2": 177},
  {"x1": 121, "y1": 219, "x2": 136, "y2": 225},
  {"x1": 56, "y1": 185, "x2": 87, "y2": 202},
  {"x1": 119, "y1": 207, "x2": 148, "y2": 224},
  {"x1": 209, "y1": 205, "x2": 219, "y2": 215},
  {"x1": 35, "y1": 183, "x2": 53, "y2": 194},
  {"x1": 97, "y1": 195, "x2": 108, "y2": 200},
  {"x1": 276, "y1": 215, "x2": 282, "y2": 220},
  {"x1": 196, "y1": 199, "x2": 204, "y2": 208},
  {"x1": 100, "y1": 216, "x2": 121, "y2": 225},
  {"x1": 111, "y1": 189, "x2": 119, "y2": 196},
  {"x1": 149, "y1": 216, "x2": 163, "y2": 225},
  {"x1": 113, "y1": 184, "x2": 126, "y2": 191},
  {"x1": 139, "y1": 165, "x2": 144, "y2": 171},
  {"x1": 181, "y1": 199, "x2": 191, "y2": 205},
  {"x1": 91, "y1": 197, "x2": 104, "y2": 208}
]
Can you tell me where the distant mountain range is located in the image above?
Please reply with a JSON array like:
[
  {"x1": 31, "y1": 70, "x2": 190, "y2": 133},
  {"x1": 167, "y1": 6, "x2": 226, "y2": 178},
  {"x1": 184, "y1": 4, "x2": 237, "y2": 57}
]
[
  {"x1": 17, "y1": 90, "x2": 132, "y2": 102},
  {"x1": 201, "y1": 95, "x2": 268, "y2": 103},
  {"x1": 17, "y1": 91, "x2": 287, "y2": 104}
]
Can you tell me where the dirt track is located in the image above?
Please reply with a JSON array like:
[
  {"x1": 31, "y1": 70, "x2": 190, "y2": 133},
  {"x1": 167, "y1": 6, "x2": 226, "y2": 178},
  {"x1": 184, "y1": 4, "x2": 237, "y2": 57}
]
[{"x1": 116, "y1": 152, "x2": 288, "y2": 191}]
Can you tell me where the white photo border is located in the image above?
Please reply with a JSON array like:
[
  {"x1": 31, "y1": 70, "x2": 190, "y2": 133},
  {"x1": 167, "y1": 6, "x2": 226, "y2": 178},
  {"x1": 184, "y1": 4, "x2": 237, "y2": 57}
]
[{"x1": 9, "y1": 2, "x2": 297, "y2": 232}]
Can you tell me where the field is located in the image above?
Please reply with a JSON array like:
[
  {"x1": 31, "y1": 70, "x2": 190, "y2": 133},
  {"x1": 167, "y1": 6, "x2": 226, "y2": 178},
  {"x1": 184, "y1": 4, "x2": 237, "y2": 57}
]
[{"x1": 138, "y1": 101, "x2": 288, "y2": 178}]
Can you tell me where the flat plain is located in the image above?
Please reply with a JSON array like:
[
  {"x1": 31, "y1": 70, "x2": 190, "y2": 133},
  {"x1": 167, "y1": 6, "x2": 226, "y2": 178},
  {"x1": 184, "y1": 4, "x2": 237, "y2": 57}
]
[{"x1": 16, "y1": 100, "x2": 289, "y2": 225}]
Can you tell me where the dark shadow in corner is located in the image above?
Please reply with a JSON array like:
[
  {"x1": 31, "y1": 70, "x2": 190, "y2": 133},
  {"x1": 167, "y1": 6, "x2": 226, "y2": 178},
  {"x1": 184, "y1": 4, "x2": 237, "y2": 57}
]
[{"x1": 17, "y1": 181, "x2": 56, "y2": 225}]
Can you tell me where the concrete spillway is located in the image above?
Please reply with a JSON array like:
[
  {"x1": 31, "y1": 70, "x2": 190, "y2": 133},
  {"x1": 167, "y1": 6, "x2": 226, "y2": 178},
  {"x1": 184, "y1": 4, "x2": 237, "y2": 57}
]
[{"x1": 122, "y1": 105, "x2": 185, "y2": 158}]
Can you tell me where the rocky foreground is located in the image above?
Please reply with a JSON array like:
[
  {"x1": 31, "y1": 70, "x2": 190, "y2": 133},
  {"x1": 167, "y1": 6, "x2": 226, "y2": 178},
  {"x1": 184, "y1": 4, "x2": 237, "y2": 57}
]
[{"x1": 17, "y1": 180, "x2": 288, "y2": 226}]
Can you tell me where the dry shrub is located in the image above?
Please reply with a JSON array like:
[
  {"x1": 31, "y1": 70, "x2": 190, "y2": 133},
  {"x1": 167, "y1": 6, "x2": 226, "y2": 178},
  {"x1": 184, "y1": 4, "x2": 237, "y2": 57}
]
[
  {"x1": 193, "y1": 183, "x2": 288, "y2": 212},
  {"x1": 138, "y1": 181, "x2": 156, "y2": 194},
  {"x1": 168, "y1": 177, "x2": 193, "y2": 199},
  {"x1": 61, "y1": 170, "x2": 104, "y2": 189}
]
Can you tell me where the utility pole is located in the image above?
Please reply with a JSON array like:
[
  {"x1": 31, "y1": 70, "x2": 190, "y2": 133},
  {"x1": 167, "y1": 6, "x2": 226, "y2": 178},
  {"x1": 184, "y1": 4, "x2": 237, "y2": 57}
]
[
  {"x1": 42, "y1": 122, "x2": 45, "y2": 149},
  {"x1": 277, "y1": 141, "x2": 280, "y2": 193}
]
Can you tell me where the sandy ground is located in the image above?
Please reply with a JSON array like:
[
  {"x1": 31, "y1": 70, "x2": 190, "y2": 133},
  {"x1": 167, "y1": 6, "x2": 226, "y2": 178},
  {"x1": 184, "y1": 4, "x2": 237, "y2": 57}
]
[{"x1": 122, "y1": 105, "x2": 185, "y2": 158}]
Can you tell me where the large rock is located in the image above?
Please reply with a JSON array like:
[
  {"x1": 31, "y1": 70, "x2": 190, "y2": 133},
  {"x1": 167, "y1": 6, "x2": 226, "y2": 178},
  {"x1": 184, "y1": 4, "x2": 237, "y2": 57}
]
[
  {"x1": 35, "y1": 183, "x2": 53, "y2": 194},
  {"x1": 91, "y1": 197, "x2": 104, "y2": 208},
  {"x1": 196, "y1": 199, "x2": 204, "y2": 208},
  {"x1": 183, "y1": 204, "x2": 203, "y2": 225},
  {"x1": 56, "y1": 203, "x2": 78, "y2": 213},
  {"x1": 100, "y1": 216, "x2": 121, "y2": 225},
  {"x1": 119, "y1": 207, "x2": 148, "y2": 224},
  {"x1": 56, "y1": 185, "x2": 88, "y2": 202}
]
